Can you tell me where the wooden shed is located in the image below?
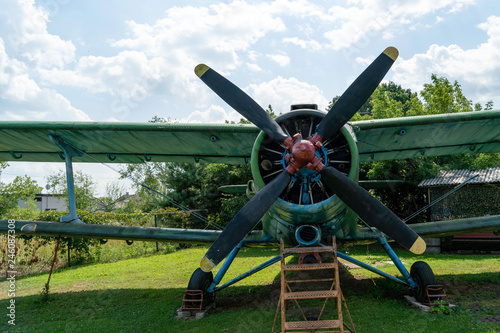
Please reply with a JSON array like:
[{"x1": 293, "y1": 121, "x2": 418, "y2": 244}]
[{"x1": 418, "y1": 168, "x2": 500, "y2": 251}]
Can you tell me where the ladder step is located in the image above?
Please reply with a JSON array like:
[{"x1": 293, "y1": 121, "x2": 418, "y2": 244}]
[
  {"x1": 284, "y1": 320, "x2": 340, "y2": 330},
  {"x1": 283, "y1": 262, "x2": 336, "y2": 271},
  {"x1": 284, "y1": 290, "x2": 338, "y2": 300},
  {"x1": 287, "y1": 278, "x2": 335, "y2": 283},
  {"x1": 282, "y1": 246, "x2": 334, "y2": 254}
]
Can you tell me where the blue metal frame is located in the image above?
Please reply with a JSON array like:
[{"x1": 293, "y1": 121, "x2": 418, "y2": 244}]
[
  {"x1": 49, "y1": 135, "x2": 85, "y2": 224},
  {"x1": 333, "y1": 237, "x2": 417, "y2": 288},
  {"x1": 207, "y1": 235, "x2": 418, "y2": 294},
  {"x1": 376, "y1": 237, "x2": 417, "y2": 288},
  {"x1": 207, "y1": 239, "x2": 295, "y2": 293}
]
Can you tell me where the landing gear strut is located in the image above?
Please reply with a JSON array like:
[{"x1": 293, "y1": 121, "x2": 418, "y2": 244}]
[{"x1": 410, "y1": 261, "x2": 436, "y2": 302}]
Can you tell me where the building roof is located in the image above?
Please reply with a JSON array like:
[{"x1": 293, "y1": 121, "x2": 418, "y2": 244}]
[{"x1": 418, "y1": 168, "x2": 500, "y2": 187}]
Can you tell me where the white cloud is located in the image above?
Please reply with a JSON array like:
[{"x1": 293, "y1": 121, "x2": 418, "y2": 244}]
[
  {"x1": 0, "y1": 39, "x2": 90, "y2": 121},
  {"x1": 0, "y1": 0, "x2": 75, "y2": 68},
  {"x1": 282, "y1": 37, "x2": 322, "y2": 51},
  {"x1": 38, "y1": 1, "x2": 289, "y2": 111},
  {"x1": 112, "y1": 2, "x2": 285, "y2": 72},
  {"x1": 267, "y1": 53, "x2": 290, "y2": 67},
  {"x1": 322, "y1": 0, "x2": 474, "y2": 51},
  {"x1": 41, "y1": 51, "x2": 160, "y2": 98},
  {"x1": 182, "y1": 105, "x2": 241, "y2": 123},
  {"x1": 0, "y1": 0, "x2": 89, "y2": 121},
  {"x1": 247, "y1": 76, "x2": 329, "y2": 114},
  {"x1": 393, "y1": 15, "x2": 500, "y2": 103},
  {"x1": 246, "y1": 63, "x2": 262, "y2": 72}
]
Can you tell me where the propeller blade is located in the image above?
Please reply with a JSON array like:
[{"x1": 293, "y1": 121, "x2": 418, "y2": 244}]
[
  {"x1": 320, "y1": 166, "x2": 426, "y2": 254},
  {"x1": 200, "y1": 170, "x2": 292, "y2": 272},
  {"x1": 195, "y1": 64, "x2": 289, "y2": 142},
  {"x1": 316, "y1": 47, "x2": 399, "y2": 140}
]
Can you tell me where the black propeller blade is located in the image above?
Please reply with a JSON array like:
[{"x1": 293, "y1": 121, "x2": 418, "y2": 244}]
[
  {"x1": 200, "y1": 170, "x2": 292, "y2": 272},
  {"x1": 195, "y1": 64, "x2": 289, "y2": 143},
  {"x1": 316, "y1": 47, "x2": 398, "y2": 141},
  {"x1": 320, "y1": 166, "x2": 426, "y2": 254}
]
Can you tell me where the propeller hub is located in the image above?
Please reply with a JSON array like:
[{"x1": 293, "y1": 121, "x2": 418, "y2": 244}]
[{"x1": 290, "y1": 139, "x2": 316, "y2": 165}]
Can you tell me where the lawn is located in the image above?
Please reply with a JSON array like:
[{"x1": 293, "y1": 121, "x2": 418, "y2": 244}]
[{"x1": 1, "y1": 244, "x2": 499, "y2": 332}]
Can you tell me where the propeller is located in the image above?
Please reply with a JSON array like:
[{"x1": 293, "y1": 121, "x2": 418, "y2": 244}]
[
  {"x1": 313, "y1": 46, "x2": 425, "y2": 253},
  {"x1": 320, "y1": 166, "x2": 426, "y2": 254},
  {"x1": 200, "y1": 170, "x2": 291, "y2": 272},
  {"x1": 315, "y1": 47, "x2": 398, "y2": 141},
  {"x1": 195, "y1": 46, "x2": 424, "y2": 273},
  {"x1": 195, "y1": 64, "x2": 289, "y2": 143}
]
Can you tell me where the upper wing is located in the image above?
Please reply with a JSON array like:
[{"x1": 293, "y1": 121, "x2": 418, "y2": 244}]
[
  {"x1": 0, "y1": 121, "x2": 259, "y2": 165},
  {"x1": 353, "y1": 110, "x2": 500, "y2": 162}
]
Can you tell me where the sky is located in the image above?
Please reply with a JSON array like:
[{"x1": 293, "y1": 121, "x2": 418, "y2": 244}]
[{"x1": 1, "y1": 0, "x2": 500, "y2": 196}]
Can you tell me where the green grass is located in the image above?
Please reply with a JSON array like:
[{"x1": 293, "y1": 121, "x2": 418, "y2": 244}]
[{"x1": 1, "y1": 245, "x2": 499, "y2": 332}]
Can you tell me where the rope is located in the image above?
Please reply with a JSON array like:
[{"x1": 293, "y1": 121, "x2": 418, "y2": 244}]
[{"x1": 43, "y1": 236, "x2": 61, "y2": 294}]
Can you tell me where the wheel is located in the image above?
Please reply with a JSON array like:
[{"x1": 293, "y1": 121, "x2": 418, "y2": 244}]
[
  {"x1": 410, "y1": 261, "x2": 436, "y2": 302},
  {"x1": 186, "y1": 268, "x2": 214, "y2": 307}
]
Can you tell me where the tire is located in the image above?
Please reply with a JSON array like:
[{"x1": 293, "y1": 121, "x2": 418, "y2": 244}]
[
  {"x1": 410, "y1": 261, "x2": 436, "y2": 302},
  {"x1": 186, "y1": 268, "x2": 214, "y2": 306}
]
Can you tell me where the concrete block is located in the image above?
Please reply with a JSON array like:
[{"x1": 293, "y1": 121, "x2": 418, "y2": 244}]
[{"x1": 176, "y1": 309, "x2": 192, "y2": 319}]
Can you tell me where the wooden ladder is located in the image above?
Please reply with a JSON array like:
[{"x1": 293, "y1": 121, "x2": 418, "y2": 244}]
[{"x1": 272, "y1": 237, "x2": 355, "y2": 333}]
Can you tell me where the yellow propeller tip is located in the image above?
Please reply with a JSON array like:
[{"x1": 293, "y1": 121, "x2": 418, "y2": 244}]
[
  {"x1": 195, "y1": 64, "x2": 210, "y2": 78},
  {"x1": 200, "y1": 255, "x2": 215, "y2": 272},
  {"x1": 409, "y1": 237, "x2": 426, "y2": 254},
  {"x1": 383, "y1": 47, "x2": 399, "y2": 61}
]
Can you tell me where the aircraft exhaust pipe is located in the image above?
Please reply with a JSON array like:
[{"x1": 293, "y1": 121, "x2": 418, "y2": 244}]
[{"x1": 295, "y1": 225, "x2": 321, "y2": 246}]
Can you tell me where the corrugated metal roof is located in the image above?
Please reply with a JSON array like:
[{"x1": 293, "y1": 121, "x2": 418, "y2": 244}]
[{"x1": 418, "y1": 168, "x2": 500, "y2": 187}]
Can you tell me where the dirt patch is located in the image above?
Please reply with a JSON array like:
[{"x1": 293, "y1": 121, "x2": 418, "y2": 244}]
[{"x1": 442, "y1": 279, "x2": 500, "y2": 297}]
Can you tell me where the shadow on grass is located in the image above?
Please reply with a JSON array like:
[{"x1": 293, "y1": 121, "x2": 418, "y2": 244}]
[
  {"x1": 2, "y1": 280, "x2": 497, "y2": 333},
  {"x1": 0, "y1": 286, "x2": 280, "y2": 333}
]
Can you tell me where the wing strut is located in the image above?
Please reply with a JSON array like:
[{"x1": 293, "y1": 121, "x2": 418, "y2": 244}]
[{"x1": 49, "y1": 135, "x2": 85, "y2": 224}]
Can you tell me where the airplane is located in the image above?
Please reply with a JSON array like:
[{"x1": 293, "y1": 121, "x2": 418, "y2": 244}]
[{"x1": 1, "y1": 47, "x2": 500, "y2": 307}]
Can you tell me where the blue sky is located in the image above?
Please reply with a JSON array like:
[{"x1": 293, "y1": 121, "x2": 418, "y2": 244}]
[{"x1": 1, "y1": 0, "x2": 500, "y2": 195}]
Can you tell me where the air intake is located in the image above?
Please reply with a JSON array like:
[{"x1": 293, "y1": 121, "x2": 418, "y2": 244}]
[{"x1": 295, "y1": 225, "x2": 321, "y2": 246}]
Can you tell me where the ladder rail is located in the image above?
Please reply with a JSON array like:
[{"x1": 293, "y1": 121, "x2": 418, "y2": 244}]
[{"x1": 275, "y1": 236, "x2": 355, "y2": 332}]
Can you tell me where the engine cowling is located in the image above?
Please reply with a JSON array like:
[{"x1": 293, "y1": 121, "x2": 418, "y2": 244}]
[{"x1": 249, "y1": 106, "x2": 360, "y2": 243}]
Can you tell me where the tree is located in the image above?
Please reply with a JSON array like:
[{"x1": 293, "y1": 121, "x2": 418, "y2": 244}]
[
  {"x1": 0, "y1": 175, "x2": 42, "y2": 217},
  {"x1": 46, "y1": 170, "x2": 98, "y2": 212},
  {"x1": 119, "y1": 161, "x2": 251, "y2": 228},
  {"x1": 420, "y1": 74, "x2": 473, "y2": 114},
  {"x1": 98, "y1": 181, "x2": 129, "y2": 212},
  {"x1": 352, "y1": 75, "x2": 499, "y2": 221}
]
